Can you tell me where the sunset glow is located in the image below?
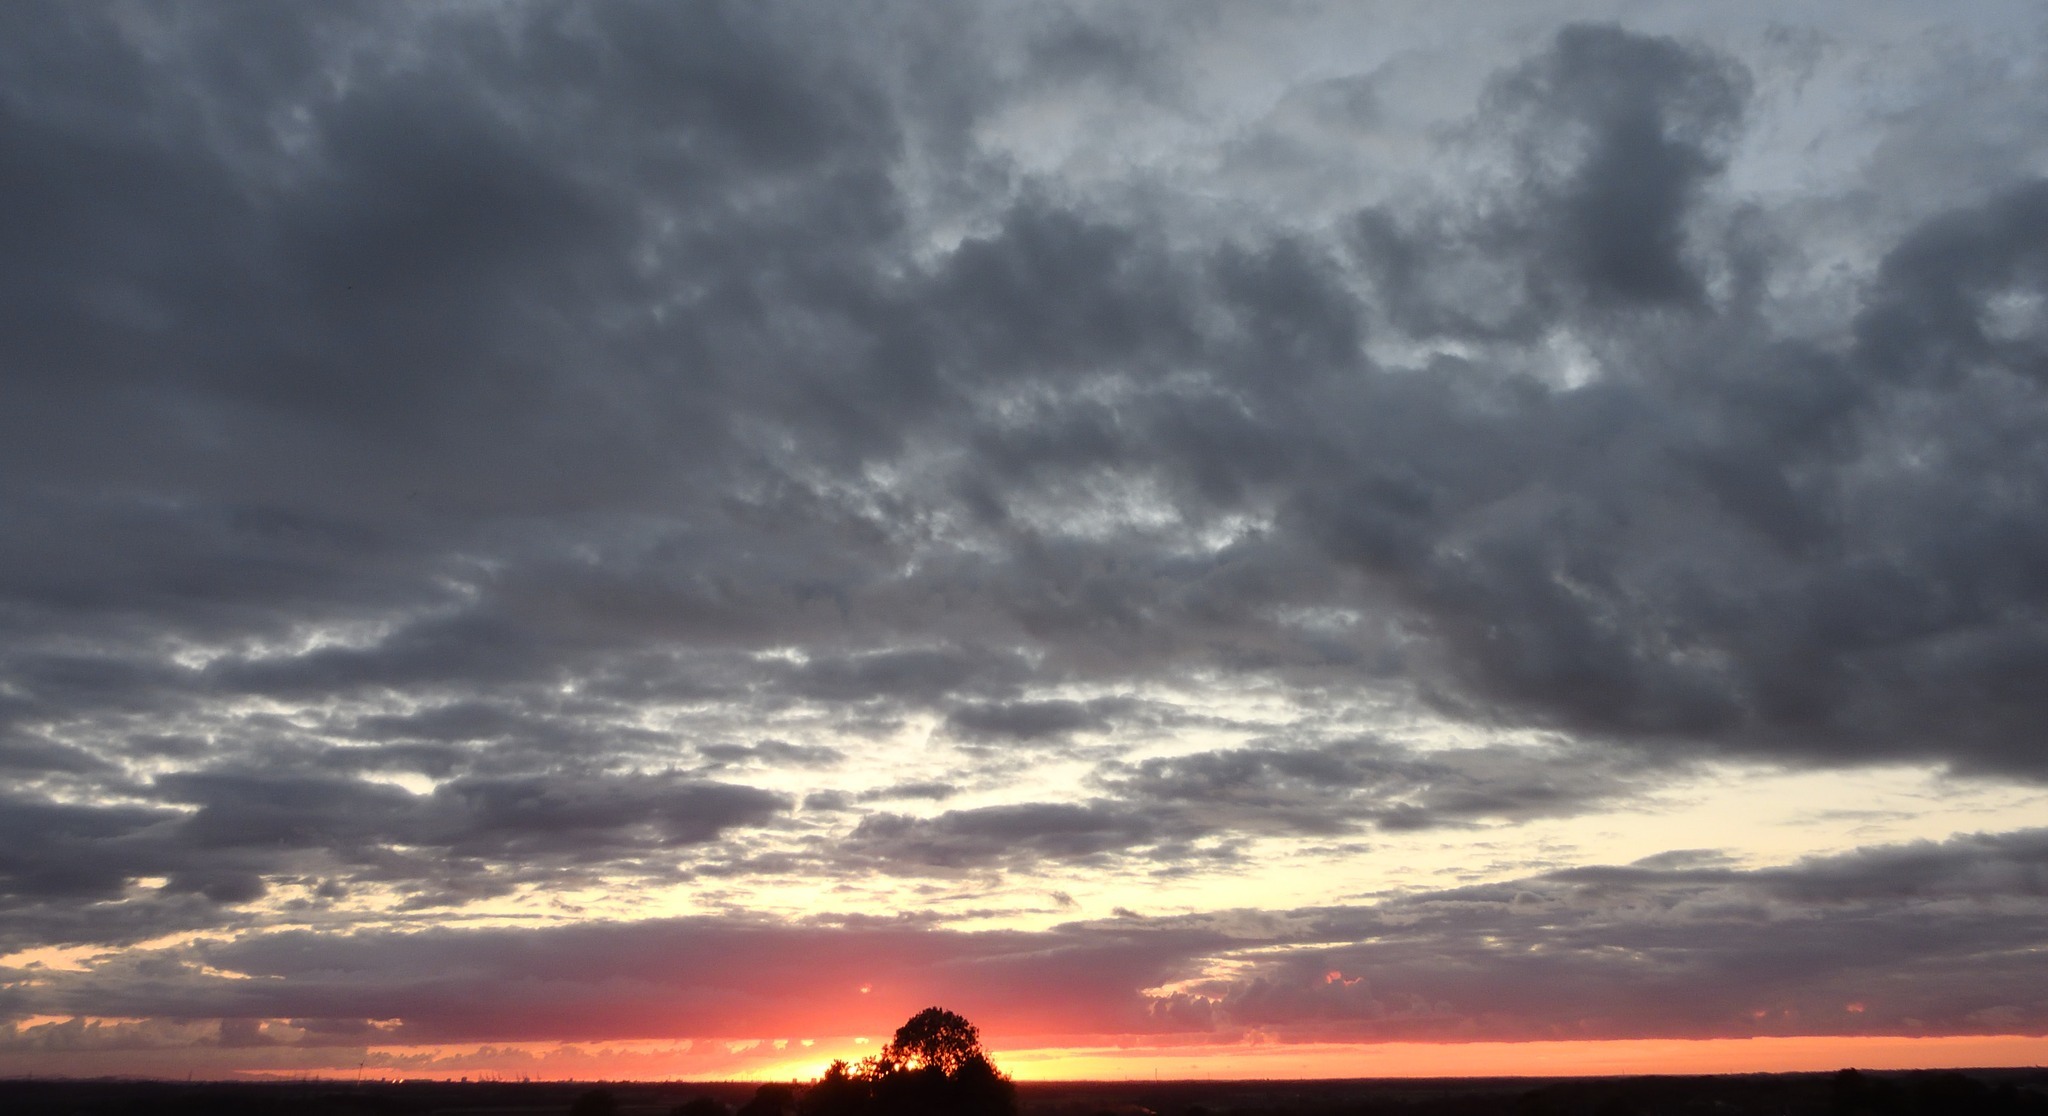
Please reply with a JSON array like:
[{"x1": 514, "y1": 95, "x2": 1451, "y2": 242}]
[
  {"x1": 999, "y1": 1037, "x2": 2048, "y2": 1082},
  {"x1": 20, "y1": 1035, "x2": 2048, "y2": 1085}
]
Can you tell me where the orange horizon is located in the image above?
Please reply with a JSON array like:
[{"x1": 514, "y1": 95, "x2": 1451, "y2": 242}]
[
  {"x1": 995, "y1": 1034, "x2": 2048, "y2": 1081},
  {"x1": 74, "y1": 1033, "x2": 2040, "y2": 1086}
]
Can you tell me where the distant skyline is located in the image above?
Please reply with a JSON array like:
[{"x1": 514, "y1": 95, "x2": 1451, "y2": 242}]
[{"x1": 3, "y1": 0, "x2": 2048, "y2": 1081}]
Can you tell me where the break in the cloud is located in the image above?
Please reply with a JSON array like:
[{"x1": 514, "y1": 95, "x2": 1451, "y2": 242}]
[
  {"x1": 3, "y1": 0, "x2": 2047, "y2": 1076},
  {"x1": 7, "y1": 828, "x2": 2045, "y2": 1065}
]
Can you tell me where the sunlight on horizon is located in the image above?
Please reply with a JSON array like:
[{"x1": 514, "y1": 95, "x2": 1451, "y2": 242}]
[{"x1": 46, "y1": 1034, "x2": 2048, "y2": 1085}]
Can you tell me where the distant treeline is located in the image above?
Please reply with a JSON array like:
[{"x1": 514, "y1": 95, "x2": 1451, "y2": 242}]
[{"x1": 2, "y1": 1068, "x2": 2046, "y2": 1116}]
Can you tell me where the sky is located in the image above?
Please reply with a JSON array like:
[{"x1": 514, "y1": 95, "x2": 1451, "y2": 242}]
[{"x1": 3, "y1": 0, "x2": 2048, "y2": 1083}]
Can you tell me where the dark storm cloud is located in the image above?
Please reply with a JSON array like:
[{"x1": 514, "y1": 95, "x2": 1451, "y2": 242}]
[
  {"x1": 829, "y1": 736, "x2": 1647, "y2": 874},
  {"x1": 1317, "y1": 171, "x2": 2048, "y2": 774},
  {"x1": 0, "y1": 736, "x2": 115, "y2": 776},
  {"x1": 1262, "y1": 26, "x2": 2048, "y2": 774},
  {"x1": 843, "y1": 802, "x2": 1175, "y2": 871},
  {"x1": 0, "y1": 794, "x2": 181, "y2": 903},
  {"x1": 1624, "y1": 827, "x2": 2048, "y2": 903},
  {"x1": 3, "y1": 0, "x2": 2048, "y2": 986},
  {"x1": 1173, "y1": 828, "x2": 2048, "y2": 1042},
  {"x1": 0, "y1": 0, "x2": 908, "y2": 607},
  {"x1": 1857, "y1": 181, "x2": 2048, "y2": 384},
  {"x1": 0, "y1": 790, "x2": 284, "y2": 950},
  {"x1": 0, "y1": 0, "x2": 953, "y2": 948},
  {"x1": 698, "y1": 739, "x2": 844, "y2": 769},
  {"x1": 943, "y1": 698, "x2": 1121, "y2": 741},
  {"x1": 857, "y1": 780, "x2": 959, "y2": 803},
  {"x1": 350, "y1": 702, "x2": 528, "y2": 745},
  {"x1": 1489, "y1": 23, "x2": 1751, "y2": 309},
  {"x1": 427, "y1": 771, "x2": 788, "y2": 855},
  {"x1": 13, "y1": 829, "x2": 2046, "y2": 1044},
  {"x1": 1347, "y1": 22, "x2": 1748, "y2": 345},
  {"x1": 0, "y1": 768, "x2": 789, "y2": 948},
  {"x1": 775, "y1": 647, "x2": 1036, "y2": 705},
  {"x1": 1097, "y1": 736, "x2": 1653, "y2": 835},
  {"x1": 932, "y1": 199, "x2": 1203, "y2": 380}
]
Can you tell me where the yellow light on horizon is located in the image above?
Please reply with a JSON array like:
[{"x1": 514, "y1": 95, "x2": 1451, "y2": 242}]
[{"x1": 994, "y1": 1034, "x2": 2048, "y2": 1081}]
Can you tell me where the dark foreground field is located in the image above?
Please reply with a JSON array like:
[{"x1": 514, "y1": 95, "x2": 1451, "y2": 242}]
[{"x1": 2, "y1": 1068, "x2": 2045, "y2": 1116}]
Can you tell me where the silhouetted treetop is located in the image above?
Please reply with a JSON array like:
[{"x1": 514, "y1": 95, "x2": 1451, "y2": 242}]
[
  {"x1": 799, "y1": 1008, "x2": 1015, "y2": 1116},
  {"x1": 884, "y1": 1006, "x2": 984, "y2": 1076}
]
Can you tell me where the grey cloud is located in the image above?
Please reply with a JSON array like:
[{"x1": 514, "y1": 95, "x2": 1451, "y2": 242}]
[
  {"x1": 1306, "y1": 185, "x2": 2048, "y2": 773},
  {"x1": 0, "y1": 768, "x2": 790, "y2": 947},
  {"x1": 0, "y1": 8, "x2": 2038, "y2": 792},
  {"x1": 314, "y1": 743, "x2": 472, "y2": 780},
  {"x1": 206, "y1": 615, "x2": 559, "y2": 698},
  {"x1": 857, "y1": 781, "x2": 959, "y2": 803},
  {"x1": 1345, "y1": 29, "x2": 1745, "y2": 340},
  {"x1": 698, "y1": 739, "x2": 844, "y2": 769},
  {"x1": 1099, "y1": 737, "x2": 1651, "y2": 835},
  {"x1": 1489, "y1": 22, "x2": 1751, "y2": 308},
  {"x1": 0, "y1": 736, "x2": 116, "y2": 776},
  {"x1": 351, "y1": 703, "x2": 531, "y2": 745},
  {"x1": 1120, "y1": 827, "x2": 2048, "y2": 1043},
  {"x1": 12, "y1": 828, "x2": 2047, "y2": 1045},
  {"x1": 801, "y1": 790, "x2": 854, "y2": 813},
  {"x1": 156, "y1": 770, "x2": 417, "y2": 853},
  {"x1": 427, "y1": 772, "x2": 789, "y2": 856},
  {"x1": 824, "y1": 733, "x2": 1648, "y2": 876},
  {"x1": 844, "y1": 802, "x2": 1176, "y2": 871},
  {"x1": 0, "y1": 791, "x2": 278, "y2": 950},
  {"x1": 775, "y1": 647, "x2": 1035, "y2": 705},
  {"x1": 1722, "y1": 828, "x2": 2048, "y2": 904},
  {"x1": 161, "y1": 869, "x2": 268, "y2": 906},
  {"x1": 0, "y1": 795, "x2": 180, "y2": 904},
  {"x1": 933, "y1": 199, "x2": 1201, "y2": 378},
  {"x1": 0, "y1": 894, "x2": 243, "y2": 960},
  {"x1": 1241, "y1": 29, "x2": 2045, "y2": 778},
  {"x1": 156, "y1": 767, "x2": 790, "y2": 861},
  {"x1": 943, "y1": 698, "x2": 1118, "y2": 741},
  {"x1": 17, "y1": 915, "x2": 1207, "y2": 1044},
  {"x1": 1857, "y1": 178, "x2": 2048, "y2": 386},
  {"x1": 1, "y1": 0, "x2": 2048, "y2": 1009}
]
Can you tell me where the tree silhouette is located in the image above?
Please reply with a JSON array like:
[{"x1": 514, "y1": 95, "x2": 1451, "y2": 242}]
[
  {"x1": 797, "y1": 1008, "x2": 1015, "y2": 1116},
  {"x1": 738, "y1": 1083, "x2": 798, "y2": 1116},
  {"x1": 798, "y1": 1060, "x2": 869, "y2": 1116},
  {"x1": 884, "y1": 1007, "x2": 983, "y2": 1076}
]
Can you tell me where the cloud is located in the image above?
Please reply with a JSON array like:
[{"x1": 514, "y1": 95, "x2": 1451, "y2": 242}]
[
  {"x1": 13, "y1": 915, "x2": 1206, "y2": 1046},
  {"x1": 699, "y1": 739, "x2": 845, "y2": 769},
  {"x1": 3, "y1": 1, "x2": 2048, "y2": 1065},
  {"x1": 1489, "y1": 22, "x2": 1751, "y2": 309},
  {"x1": 857, "y1": 781, "x2": 959, "y2": 803},
  {"x1": 820, "y1": 735, "x2": 1652, "y2": 875},
  {"x1": 0, "y1": 768, "x2": 789, "y2": 948},
  {"x1": 1098, "y1": 736, "x2": 1655, "y2": 835},
  {"x1": 943, "y1": 698, "x2": 1122, "y2": 742},
  {"x1": 842, "y1": 803, "x2": 1176, "y2": 872},
  {"x1": 10, "y1": 829, "x2": 2046, "y2": 1048},
  {"x1": 1141, "y1": 827, "x2": 2048, "y2": 1043},
  {"x1": 0, "y1": 794, "x2": 183, "y2": 903}
]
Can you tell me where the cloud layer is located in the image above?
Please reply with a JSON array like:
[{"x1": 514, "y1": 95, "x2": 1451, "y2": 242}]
[
  {"x1": 9, "y1": 828, "x2": 2045, "y2": 1055},
  {"x1": 3, "y1": 0, "x2": 2047, "y2": 1069}
]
